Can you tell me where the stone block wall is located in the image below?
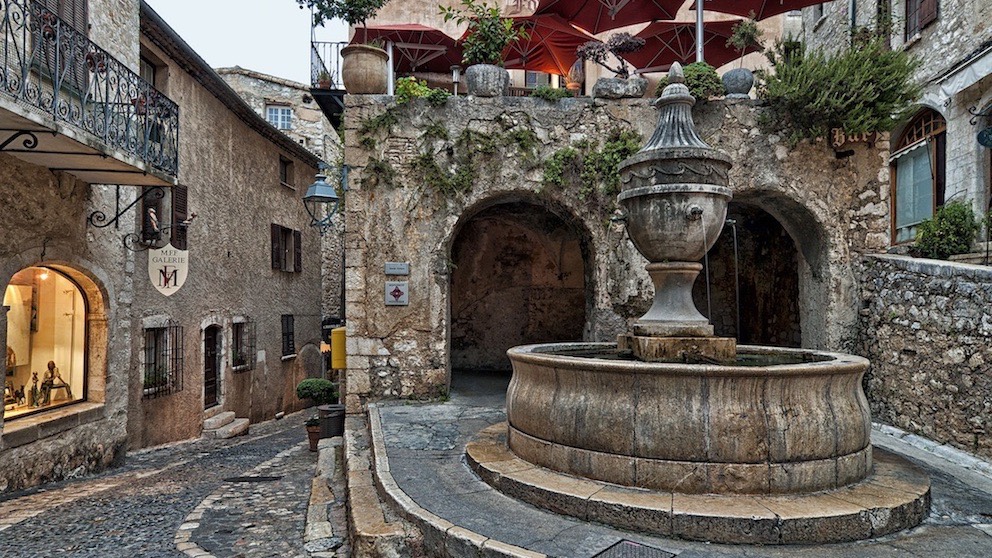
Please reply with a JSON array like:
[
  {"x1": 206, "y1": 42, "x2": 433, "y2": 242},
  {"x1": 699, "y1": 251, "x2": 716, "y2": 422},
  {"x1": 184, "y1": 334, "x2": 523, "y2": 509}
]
[
  {"x1": 858, "y1": 254, "x2": 992, "y2": 459},
  {"x1": 342, "y1": 95, "x2": 890, "y2": 411}
]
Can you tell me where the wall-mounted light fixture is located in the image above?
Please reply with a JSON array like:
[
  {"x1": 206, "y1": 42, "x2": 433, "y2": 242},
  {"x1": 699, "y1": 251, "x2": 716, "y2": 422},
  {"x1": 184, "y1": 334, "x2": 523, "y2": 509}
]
[
  {"x1": 451, "y1": 65, "x2": 461, "y2": 97},
  {"x1": 303, "y1": 163, "x2": 347, "y2": 236}
]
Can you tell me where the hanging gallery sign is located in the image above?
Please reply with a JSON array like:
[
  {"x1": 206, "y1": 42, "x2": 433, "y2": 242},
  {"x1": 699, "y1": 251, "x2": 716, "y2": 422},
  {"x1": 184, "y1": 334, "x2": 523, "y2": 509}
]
[{"x1": 148, "y1": 244, "x2": 189, "y2": 296}]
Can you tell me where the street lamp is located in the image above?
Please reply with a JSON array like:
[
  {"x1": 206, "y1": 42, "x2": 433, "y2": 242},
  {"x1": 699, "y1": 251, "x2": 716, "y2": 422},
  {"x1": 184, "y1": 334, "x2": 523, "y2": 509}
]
[{"x1": 303, "y1": 164, "x2": 346, "y2": 236}]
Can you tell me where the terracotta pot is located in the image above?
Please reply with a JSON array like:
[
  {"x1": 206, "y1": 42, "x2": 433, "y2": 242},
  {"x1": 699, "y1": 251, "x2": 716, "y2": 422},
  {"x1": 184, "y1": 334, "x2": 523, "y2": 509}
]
[
  {"x1": 306, "y1": 424, "x2": 321, "y2": 452},
  {"x1": 341, "y1": 44, "x2": 388, "y2": 95},
  {"x1": 465, "y1": 64, "x2": 509, "y2": 97}
]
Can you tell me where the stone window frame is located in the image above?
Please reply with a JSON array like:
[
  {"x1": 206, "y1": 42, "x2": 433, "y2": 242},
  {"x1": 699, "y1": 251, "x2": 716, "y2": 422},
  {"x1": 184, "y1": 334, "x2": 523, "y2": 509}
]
[
  {"x1": 270, "y1": 223, "x2": 302, "y2": 273},
  {"x1": 890, "y1": 108, "x2": 947, "y2": 244},
  {"x1": 266, "y1": 104, "x2": 293, "y2": 131},
  {"x1": 231, "y1": 316, "x2": 257, "y2": 372}
]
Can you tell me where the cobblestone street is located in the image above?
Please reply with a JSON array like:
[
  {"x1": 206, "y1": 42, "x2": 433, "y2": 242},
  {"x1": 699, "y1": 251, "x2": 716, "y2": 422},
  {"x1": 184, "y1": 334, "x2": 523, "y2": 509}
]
[{"x1": 0, "y1": 412, "x2": 321, "y2": 558}]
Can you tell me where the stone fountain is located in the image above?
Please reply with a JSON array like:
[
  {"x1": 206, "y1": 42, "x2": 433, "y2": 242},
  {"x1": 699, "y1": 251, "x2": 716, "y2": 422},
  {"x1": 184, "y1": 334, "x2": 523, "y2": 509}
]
[{"x1": 466, "y1": 65, "x2": 931, "y2": 544}]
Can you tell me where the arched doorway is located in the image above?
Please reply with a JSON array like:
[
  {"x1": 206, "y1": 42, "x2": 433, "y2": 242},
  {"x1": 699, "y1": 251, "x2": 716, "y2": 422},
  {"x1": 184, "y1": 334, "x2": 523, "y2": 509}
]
[
  {"x1": 203, "y1": 325, "x2": 221, "y2": 409},
  {"x1": 693, "y1": 202, "x2": 802, "y2": 347},
  {"x1": 450, "y1": 201, "x2": 588, "y2": 375},
  {"x1": 3, "y1": 266, "x2": 88, "y2": 419}
]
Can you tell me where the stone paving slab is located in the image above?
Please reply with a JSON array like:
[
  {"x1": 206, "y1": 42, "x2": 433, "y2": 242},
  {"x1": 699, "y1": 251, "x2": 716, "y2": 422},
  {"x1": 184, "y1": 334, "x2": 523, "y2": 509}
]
[{"x1": 374, "y1": 389, "x2": 992, "y2": 558}]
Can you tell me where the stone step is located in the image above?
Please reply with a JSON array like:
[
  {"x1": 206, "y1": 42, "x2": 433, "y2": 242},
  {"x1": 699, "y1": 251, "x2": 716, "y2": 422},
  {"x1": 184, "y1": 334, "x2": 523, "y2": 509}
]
[
  {"x1": 948, "y1": 252, "x2": 992, "y2": 265},
  {"x1": 203, "y1": 405, "x2": 225, "y2": 421},
  {"x1": 204, "y1": 418, "x2": 249, "y2": 440},
  {"x1": 203, "y1": 411, "x2": 235, "y2": 431}
]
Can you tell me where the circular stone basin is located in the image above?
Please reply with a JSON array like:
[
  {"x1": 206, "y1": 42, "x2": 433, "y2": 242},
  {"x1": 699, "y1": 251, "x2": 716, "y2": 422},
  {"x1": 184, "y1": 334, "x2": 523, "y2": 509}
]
[{"x1": 506, "y1": 343, "x2": 872, "y2": 495}]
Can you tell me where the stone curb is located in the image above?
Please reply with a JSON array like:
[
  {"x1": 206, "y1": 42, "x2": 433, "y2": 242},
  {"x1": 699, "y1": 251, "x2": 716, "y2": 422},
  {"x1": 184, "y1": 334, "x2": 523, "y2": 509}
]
[
  {"x1": 872, "y1": 422, "x2": 992, "y2": 481},
  {"x1": 306, "y1": 437, "x2": 345, "y2": 557},
  {"x1": 365, "y1": 404, "x2": 547, "y2": 558}
]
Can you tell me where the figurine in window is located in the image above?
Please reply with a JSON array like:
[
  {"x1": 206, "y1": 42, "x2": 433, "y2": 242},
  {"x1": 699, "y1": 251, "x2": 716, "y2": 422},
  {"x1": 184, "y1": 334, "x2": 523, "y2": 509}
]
[
  {"x1": 44, "y1": 360, "x2": 72, "y2": 402},
  {"x1": 30, "y1": 371, "x2": 39, "y2": 406},
  {"x1": 5, "y1": 346, "x2": 14, "y2": 376}
]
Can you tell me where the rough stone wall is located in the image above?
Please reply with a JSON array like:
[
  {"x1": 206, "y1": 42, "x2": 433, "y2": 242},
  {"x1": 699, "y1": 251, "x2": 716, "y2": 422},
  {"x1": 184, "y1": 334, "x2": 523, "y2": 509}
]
[
  {"x1": 126, "y1": 41, "x2": 323, "y2": 449},
  {"x1": 342, "y1": 95, "x2": 889, "y2": 411},
  {"x1": 858, "y1": 255, "x2": 992, "y2": 459},
  {"x1": 90, "y1": 0, "x2": 140, "y2": 70}
]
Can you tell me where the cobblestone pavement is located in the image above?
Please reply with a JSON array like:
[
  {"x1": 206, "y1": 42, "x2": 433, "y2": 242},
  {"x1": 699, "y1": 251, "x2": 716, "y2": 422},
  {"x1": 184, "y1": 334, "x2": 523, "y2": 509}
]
[{"x1": 0, "y1": 412, "x2": 319, "y2": 558}]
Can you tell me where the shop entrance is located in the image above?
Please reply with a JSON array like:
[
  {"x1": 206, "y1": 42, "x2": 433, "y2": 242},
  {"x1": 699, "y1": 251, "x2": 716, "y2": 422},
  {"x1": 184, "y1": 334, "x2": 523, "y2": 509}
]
[{"x1": 204, "y1": 325, "x2": 220, "y2": 409}]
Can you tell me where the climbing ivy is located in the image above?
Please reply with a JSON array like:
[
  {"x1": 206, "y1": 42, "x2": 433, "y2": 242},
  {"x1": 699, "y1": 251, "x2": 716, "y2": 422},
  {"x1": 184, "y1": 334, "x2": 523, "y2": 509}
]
[
  {"x1": 361, "y1": 157, "x2": 397, "y2": 189},
  {"x1": 542, "y1": 129, "x2": 641, "y2": 210}
]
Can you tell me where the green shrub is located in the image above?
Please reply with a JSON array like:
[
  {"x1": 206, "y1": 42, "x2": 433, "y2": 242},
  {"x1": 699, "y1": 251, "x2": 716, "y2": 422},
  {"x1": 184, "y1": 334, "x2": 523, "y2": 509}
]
[
  {"x1": 296, "y1": 378, "x2": 338, "y2": 405},
  {"x1": 759, "y1": 38, "x2": 921, "y2": 142},
  {"x1": 395, "y1": 77, "x2": 450, "y2": 106},
  {"x1": 531, "y1": 85, "x2": 572, "y2": 101},
  {"x1": 654, "y1": 62, "x2": 724, "y2": 100},
  {"x1": 440, "y1": 0, "x2": 527, "y2": 66},
  {"x1": 913, "y1": 201, "x2": 980, "y2": 260}
]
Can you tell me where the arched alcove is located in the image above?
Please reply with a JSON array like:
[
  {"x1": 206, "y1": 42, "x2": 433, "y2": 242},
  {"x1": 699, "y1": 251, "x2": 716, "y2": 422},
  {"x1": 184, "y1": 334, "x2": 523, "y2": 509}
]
[
  {"x1": 449, "y1": 200, "x2": 589, "y2": 375},
  {"x1": 693, "y1": 202, "x2": 802, "y2": 346}
]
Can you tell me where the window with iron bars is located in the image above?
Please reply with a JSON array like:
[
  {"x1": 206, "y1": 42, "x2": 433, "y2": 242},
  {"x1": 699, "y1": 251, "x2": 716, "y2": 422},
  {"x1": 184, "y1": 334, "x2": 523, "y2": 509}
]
[
  {"x1": 232, "y1": 318, "x2": 257, "y2": 372},
  {"x1": 143, "y1": 320, "x2": 184, "y2": 398},
  {"x1": 281, "y1": 314, "x2": 295, "y2": 357}
]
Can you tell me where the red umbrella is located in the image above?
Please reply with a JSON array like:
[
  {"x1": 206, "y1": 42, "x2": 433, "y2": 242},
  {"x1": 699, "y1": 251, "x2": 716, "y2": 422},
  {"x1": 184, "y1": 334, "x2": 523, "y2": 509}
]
[
  {"x1": 534, "y1": 0, "x2": 683, "y2": 35},
  {"x1": 627, "y1": 19, "x2": 762, "y2": 72},
  {"x1": 502, "y1": 15, "x2": 599, "y2": 76},
  {"x1": 694, "y1": 0, "x2": 829, "y2": 20},
  {"x1": 350, "y1": 24, "x2": 462, "y2": 73}
]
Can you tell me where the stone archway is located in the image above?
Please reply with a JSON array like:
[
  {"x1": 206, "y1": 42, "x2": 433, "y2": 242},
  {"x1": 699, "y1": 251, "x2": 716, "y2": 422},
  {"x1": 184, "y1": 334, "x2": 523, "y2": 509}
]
[
  {"x1": 449, "y1": 201, "x2": 588, "y2": 374},
  {"x1": 692, "y1": 202, "x2": 802, "y2": 346}
]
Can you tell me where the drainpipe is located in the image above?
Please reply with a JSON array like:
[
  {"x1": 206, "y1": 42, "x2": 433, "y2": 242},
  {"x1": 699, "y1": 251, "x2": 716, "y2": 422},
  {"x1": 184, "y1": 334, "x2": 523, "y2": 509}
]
[
  {"x1": 386, "y1": 41, "x2": 395, "y2": 96},
  {"x1": 850, "y1": 0, "x2": 857, "y2": 43},
  {"x1": 696, "y1": 0, "x2": 704, "y2": 63}
]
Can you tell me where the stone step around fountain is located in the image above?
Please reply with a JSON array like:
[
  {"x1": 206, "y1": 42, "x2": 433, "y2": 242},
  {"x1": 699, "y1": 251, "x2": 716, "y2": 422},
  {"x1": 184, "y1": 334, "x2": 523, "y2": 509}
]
[{"x1": 466, "y1": 423, "x2": 931, "y2": 545}]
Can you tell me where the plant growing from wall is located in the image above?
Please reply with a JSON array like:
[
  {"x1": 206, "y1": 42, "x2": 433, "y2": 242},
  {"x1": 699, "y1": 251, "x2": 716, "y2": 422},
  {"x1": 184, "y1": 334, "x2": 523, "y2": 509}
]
[
  {"x1": 654, "y1": 62, "x2": 724, "y2": 100},
  {"x1": 440, "y1": 0, "x2": 528, "y2": 66},
  {"x1": 542, "y1": 129, "x2": 641, "y2": 211},
  {"x1": 361, "y1": 157, "x2": 397, "y2": 189},
  {"x1": 395, "y1": 77, "x2": 451, "y2": 106},
  {"x1": 759, "y1": 38, "x2": 921, "y2": 143},
  {"x1": 531, "y1": 85, "x2": 573, "y2": 101},
  {"x1": 912, "y1": 201, "x2": 980, "y2": 260},
  {"x1": 576, "y1": 33, "x2": 645, "y2": 79}
]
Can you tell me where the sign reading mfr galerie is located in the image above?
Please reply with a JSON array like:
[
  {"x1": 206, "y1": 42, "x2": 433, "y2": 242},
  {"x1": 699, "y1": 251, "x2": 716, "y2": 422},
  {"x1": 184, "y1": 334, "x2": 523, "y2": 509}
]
[{"x1": 148, "y1": 244, "x2": 189, "y2": 296}]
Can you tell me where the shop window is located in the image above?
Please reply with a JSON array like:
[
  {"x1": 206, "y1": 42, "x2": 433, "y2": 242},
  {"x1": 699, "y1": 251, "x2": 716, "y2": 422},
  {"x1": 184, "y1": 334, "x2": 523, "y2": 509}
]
[
  {"x1": 279, "y1": 156, "x2": 294, "y2": 188},
  {"x1": 143, "y1": 321, "x2": 184, "y2": 398},
  {"x1": 3, "y1": 267, "x2": 87, "y2": 419},
  {"x1": 891, "y1": 108, "x2": 946, "y2": 243},
  {"x1": 281, "y1": 314, "x2": 295, "y2": 357},
  {"x1": 266, "y1": 105, "x2": 293, "y2": 130},
  {"x1": 232, "y1": 318, "x2": 257, "y2": 372},
  {"x1": 270, "y1": 224, "x2": 302, "y2": 272},
  {"x1": 906, "y1": 0, "x2": 938, "y2": 39}
]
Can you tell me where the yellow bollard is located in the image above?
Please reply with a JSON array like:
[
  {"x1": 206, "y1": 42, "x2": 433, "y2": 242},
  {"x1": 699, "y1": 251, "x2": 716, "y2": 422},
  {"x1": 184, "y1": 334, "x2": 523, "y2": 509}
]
[{"x1": 331, "y1": 326, "x2": 347, "y2": 370}]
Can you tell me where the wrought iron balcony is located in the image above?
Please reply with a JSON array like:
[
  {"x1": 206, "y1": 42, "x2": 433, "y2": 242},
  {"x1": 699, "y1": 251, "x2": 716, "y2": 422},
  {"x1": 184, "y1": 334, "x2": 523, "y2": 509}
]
[
  {"x1": 0, "y1": 0, "x2": 178, "y2": 179},
  {"x1": 310, "y1": 40, "x2": 346, "y2": 129}
]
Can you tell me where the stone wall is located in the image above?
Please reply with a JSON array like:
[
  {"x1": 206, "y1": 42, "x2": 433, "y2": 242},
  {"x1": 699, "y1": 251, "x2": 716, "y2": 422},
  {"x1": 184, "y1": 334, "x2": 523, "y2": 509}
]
[
  {"x1": 858, "y1": 254, "x2": 992, "y2": 459},
  {"x1": 342, "y1": 95, "x2": 889, "y2": 411}
]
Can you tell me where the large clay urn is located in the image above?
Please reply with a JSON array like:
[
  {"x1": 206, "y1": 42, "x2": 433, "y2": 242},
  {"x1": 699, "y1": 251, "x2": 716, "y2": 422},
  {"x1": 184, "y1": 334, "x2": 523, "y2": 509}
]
[
  {"x1": 617, "y1": 63, "x2": 732, "y2": 337},
  {"x1": 341, "y1": 44, "x2": 388, "y2": 95},
  {"x1": 465, "y1": 64, "x2": 509, "y2": 97}
]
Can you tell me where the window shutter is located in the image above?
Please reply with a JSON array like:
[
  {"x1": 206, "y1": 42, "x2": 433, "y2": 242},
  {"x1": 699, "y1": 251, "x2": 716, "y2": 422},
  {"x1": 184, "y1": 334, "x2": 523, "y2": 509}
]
[
  {"x1": 171, "y1": 185, "x2": 188, "y2": 250},
  {"x1": 919, "y1": 0, "x2": 938, "y2": 28},
  {"x1": 293, "y1": 229, "x2": 302, "y2": 272},
  {"x1": 271, "y1": 224, "x2": 281, "y2": 269}
]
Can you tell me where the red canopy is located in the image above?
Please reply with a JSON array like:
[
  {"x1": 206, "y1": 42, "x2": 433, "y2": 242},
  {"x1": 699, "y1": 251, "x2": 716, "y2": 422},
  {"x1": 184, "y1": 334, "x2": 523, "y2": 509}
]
[
  {"x1": 627, "y1": 19, "x2": 762, "y2": 72},
  {"x1": 350, "y1": 24, "x2": 462, "y2": 73},
  {"x1": 694, "y1": 0, "x2": 829, "y2": 20},
  {"x1": 502, "y1": 15, "x2": 599, "y2": 76},
  {"x1": 534, "y1": 0, "x2": 683, "y2": 34}
]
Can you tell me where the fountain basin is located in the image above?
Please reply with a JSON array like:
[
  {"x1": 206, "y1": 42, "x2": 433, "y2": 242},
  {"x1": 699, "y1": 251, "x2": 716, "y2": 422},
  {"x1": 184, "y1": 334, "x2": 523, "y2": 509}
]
[{"x1": 506, "y1": 342, "x2": 872, "y2": 495}]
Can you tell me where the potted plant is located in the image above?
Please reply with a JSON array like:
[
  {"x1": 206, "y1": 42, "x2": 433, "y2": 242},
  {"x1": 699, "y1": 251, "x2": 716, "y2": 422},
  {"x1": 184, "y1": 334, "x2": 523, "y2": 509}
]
[
  {"x1": 723, "y1": 15, "x2": 763, "y2": 98},
  {"x1": 296, "y1": 378, "x2": 345, "y2": 438},
  {"x1": 577, "y1": 33, "x2": 648, "y2": 99},
  {"x1": 305, "y1": 415, "x2": 321, "y2": 452},
  {"x1": 441, "y1": 0, "x2": 528, "y2": 97},
  {"x1": 297, "y1": 0, "x2": 391, "y2": 94},
  {"x1": 316, "y1": 70, "x2": 332, "y2": 89}
]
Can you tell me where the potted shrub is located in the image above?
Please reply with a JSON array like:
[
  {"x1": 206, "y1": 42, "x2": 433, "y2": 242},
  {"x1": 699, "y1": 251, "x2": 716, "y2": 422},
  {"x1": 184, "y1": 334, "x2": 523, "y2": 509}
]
[
  {"x1": 723, "y1": 15, "x2": 763, "y2": 98},
  {"x1": 441, "y1": 0, "x2": 528, "y2": 97},
  {"x1": 298, "y1": 0, "x2": 391, "y2": 94},
  {"x1": 296, "y1": 378, "x2": 344, "y2": 438},
  {"x1": 577, "y1": 32, "x2": 648, "y2": 99},
  {"x1": 305, "y1": 415, "x2": 321, "y2": 452},
  {"x1": 316, "y1": 70, "x2": 333, "y2": 89}
]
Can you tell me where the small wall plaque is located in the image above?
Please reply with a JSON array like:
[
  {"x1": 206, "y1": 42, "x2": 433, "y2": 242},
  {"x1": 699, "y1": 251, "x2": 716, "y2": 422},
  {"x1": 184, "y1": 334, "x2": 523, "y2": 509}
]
[
  {"x1": 384, "y1": 262, "x2": 410, "y2": 275},
  {"x1": 385, "y1": 281, "x2": 409, "y2": 306}
]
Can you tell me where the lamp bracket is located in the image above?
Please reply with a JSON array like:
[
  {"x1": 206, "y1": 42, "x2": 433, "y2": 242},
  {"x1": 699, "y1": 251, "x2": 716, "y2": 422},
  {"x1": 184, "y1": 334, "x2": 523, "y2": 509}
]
[{"x1": 87, "y1": 186, "x2": 165, "y2": 229}]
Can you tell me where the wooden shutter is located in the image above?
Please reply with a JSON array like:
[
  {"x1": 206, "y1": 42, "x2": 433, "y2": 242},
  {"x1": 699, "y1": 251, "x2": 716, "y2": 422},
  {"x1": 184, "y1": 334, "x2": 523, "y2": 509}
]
[
  {"x1": 171, "y1": 185, "x2": 188, "y2": 250},
  {"x1": 919, "y1": 0, "x2": 938, "y2": 29},
  {"x1": 271, "y1": 224, "x2": 281, "y2": 269},
  {"x1": 293, "y1": 230, "x2": 302, "y2": 272}
]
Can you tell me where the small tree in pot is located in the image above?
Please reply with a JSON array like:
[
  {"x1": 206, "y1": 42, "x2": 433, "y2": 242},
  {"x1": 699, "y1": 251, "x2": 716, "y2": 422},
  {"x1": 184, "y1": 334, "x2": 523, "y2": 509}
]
[
  {"x1": 297, "y1": 0, "x2": 391, "y2": 94},
  {"x1": 296, "y1": 378, "x2": 345, "y2": 440},
  {"x1": 577, "y1": 33, "x2": 648, "y2": 99},
  {"x1": 723, "y1": 15, "x2": 763, "y2": 98},
  {"x1": 440, "y1": 0, "x2": 528, "y2": 97}
]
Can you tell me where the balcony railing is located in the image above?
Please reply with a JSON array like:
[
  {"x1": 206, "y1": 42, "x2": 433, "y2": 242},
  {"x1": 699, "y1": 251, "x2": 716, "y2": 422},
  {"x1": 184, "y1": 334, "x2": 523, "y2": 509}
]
[
  {"x1": 311, "y1": 41, "x2": 346, "y2": 89},
  {"x1": 0, "y1": 0, "x2": 178, "y2": 177}
]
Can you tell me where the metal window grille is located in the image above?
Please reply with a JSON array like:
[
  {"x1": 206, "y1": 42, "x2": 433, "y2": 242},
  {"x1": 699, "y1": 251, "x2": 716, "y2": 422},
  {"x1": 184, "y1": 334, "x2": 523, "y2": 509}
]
[
  {"x1": 143, "y1": 321, "x2": 184, "y2": 399},
  {"x1": 232, "y1": 318, "x2": 257, "y2": 372},
  {"x1": 281, "y1": 314, "x2": 295, "y2": 356}
]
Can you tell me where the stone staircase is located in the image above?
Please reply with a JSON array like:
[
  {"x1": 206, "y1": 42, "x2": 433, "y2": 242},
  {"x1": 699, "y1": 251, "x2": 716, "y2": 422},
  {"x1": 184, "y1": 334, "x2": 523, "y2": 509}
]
[{"x1": 202, "y1": 408, "x2": 249, "y2": 439}]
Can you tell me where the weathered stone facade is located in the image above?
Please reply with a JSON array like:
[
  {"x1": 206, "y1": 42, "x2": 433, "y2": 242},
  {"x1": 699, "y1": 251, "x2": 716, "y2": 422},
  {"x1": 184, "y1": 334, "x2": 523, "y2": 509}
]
[
  {"x1": 341, "y1": 95, "x2": 889, "y2": 411},
  {"x1": 858, "y1": 255, "x2": 992, "y2": 459}
]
